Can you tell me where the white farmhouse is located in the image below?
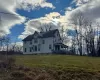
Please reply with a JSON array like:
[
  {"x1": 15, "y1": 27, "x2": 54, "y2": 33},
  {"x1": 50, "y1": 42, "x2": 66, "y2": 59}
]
[{"x1": 23, "y1": 29, "x2": 68, "y2": 54}]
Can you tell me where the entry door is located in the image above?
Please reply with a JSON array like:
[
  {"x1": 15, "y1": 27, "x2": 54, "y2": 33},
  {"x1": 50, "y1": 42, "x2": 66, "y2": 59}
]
[{"x1": 55, "y1": 45, "x2": 60, "y2": 51}]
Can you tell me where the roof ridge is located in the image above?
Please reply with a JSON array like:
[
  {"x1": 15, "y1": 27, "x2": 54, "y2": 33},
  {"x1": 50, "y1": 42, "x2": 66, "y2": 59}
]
[{"x1": 23, "y1": 29, "x2": 59, "y2": 41}]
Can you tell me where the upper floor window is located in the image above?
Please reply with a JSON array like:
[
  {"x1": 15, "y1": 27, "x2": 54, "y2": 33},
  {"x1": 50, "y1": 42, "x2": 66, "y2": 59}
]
[
  {"x1": 34, "y1": 39, "x2": 38, "y2": 43},
  {"x1": 42, "y1": 40, "x2": 45, "y2": 44},
  {"x1": 49, "y1": 44, "x2": 52, "y2": 49},
  {"x1": 30, "y1": 41, "x2": 32, "y2": 44}
]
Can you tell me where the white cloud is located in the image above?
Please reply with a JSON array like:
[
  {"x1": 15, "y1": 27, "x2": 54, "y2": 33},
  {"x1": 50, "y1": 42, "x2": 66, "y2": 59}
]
[
  {"x1": 16, "y1": 0, "x2": 55, "y2": 11},
  {"x1": 70, "y1": 0, "x2": 100, "y2": 22},
  {"x1": 72, "y1": 0, "x2": 90, "y2": 6},
  {"x1": 19, "y1": 12, "x2": 71, "y2": 39},
  {"x1": 19, "y1": 0, "x2": 100, "y2": 40},
  {"x1": 66, "y1": 7, "x2": 73, "y2": 11},
  {"x1": 0, "y1": 0, "x2": 54, "y2": 37},
  {"x1": 0, "y1": 0, "x2": 25, "y2": 36}
]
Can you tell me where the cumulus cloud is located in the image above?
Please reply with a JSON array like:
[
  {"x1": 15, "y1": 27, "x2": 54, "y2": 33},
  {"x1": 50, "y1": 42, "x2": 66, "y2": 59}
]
[
  {"x1": 72, "y1": 0, "x2": 90, "y2": 6},
  {"x1": 70, "y1": 0, "x2": 100, "y2": 22},
  {"x1": 0, "y1": 0, "x2": 25, "y2": 36},
  {"x1": 0, "y1": 0, "x2": 54, "y2": 37},
  {"x1": 16, "y1": 0, "x2": 55, "y2": 11},
  {"x1": 19, "y1": 0, "x2": 100, "y2": 40},
  {"x1": 18, "y1": 12, "x2": 71, "y2": 39}
]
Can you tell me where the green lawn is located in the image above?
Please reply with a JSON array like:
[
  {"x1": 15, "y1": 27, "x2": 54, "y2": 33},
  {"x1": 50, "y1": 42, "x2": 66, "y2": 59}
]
[{"x1": 15, "y1": 55, "x2": 100, "y2": 71}]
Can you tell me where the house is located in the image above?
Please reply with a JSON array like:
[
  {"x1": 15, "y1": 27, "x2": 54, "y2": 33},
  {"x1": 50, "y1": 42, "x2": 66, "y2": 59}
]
[{"x1": 22, "y1": 29, "x2": 68, "y2": 54}]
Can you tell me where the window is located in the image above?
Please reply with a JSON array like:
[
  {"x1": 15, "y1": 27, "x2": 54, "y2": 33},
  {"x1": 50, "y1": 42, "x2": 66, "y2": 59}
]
[
  {"x1": 30, "y1": 41, "x2": 32, "y2": 44},
  {"x1": 30, "y1": 47, "x2": 32, "y2": 52},
  {"x1": 32, "y1": 45, "x2": 34, "y2": 51},
  {"x1": 38, "y1": 44, "x2": 41, "y2": 51},
  {"x1": 49, "y1": 44, "x2": 52, "y2": 49},
  {"x1": 34, "y1": 39, "x2": 38, "y2": 43},
  {"x1": 34, "y1": 46, "x2": 37, "y2": 51},
  {"x1": 24, "y1": 48, "x2": 27, "y2": 52},
  {"x1": 42, "y1": 40, "x2": 45, "y2": 44}
]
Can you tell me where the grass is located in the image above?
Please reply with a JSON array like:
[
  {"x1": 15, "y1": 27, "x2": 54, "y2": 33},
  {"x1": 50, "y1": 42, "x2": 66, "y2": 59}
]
[
  {"x1": 1, "y1": 55, "x2": 100, "y2": 80},
  {"x1": 15, "y1": 55, "x2": 100, "y2": 71}
]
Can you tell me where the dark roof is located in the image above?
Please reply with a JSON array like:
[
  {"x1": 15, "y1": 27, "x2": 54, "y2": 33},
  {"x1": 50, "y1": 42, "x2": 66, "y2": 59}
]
[
  {"x1": 40, "y1": 29, "x2": 58, "y2": 38},
  {"x1": 23, "y1": 35, "x2": 33, "y2": 41},
  {"x1": 23, "y1": 29, "x2": 59, "y2": 41},
  {"x1": 23, "y1": 31, "x2": 39, "y2": 41}
]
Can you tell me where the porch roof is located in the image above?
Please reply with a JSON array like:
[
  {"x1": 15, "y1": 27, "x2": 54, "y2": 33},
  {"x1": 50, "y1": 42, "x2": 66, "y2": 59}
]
[{"x1": 54, "y1": 43, "x2": 68, "y2": 48}]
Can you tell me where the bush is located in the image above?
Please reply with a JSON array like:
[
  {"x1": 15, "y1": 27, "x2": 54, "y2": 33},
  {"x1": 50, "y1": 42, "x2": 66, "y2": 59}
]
[
  {"x1": 0, "y1": 56, "x2": 16, "y2": 70},
  {"x1": 24, "y1": 67, "x2": 31, "y2": 72},
  {"x1": 35, "y1": 73, "x2": 55, "y2": 80},
  {"x1": 28, "y1": 71, "x2": 36, "y2": 77},
  {"x1": 17, "y1": 65, "x2": 25, "y2": 70},
  {"x1": 7, "y1": 57, "x2": 16, "y2": 69},
  {"x1": 0, "y1": 61, "x2": 7, "y2": 69},
  {"x1": 24, "y1": 76, "x2": 33, "y2": 80},
  {"x1": 11, "y1": 71, "x2": 26, "y2": 78}
]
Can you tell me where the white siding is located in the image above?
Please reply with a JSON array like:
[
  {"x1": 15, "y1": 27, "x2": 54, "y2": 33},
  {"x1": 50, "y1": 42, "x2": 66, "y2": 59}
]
[
  {"x1": 23, "y1": 41, "x2": 32, "y2": 54},
  {"x1": 23, "y1": 31, "x2": 62, "y2": 54},
  {"x1": 40, "y1": 38, "x2": 54, "y2": 53},
  {"x1": 23, "y1": 38, "x2": 54, "y2": 54}
]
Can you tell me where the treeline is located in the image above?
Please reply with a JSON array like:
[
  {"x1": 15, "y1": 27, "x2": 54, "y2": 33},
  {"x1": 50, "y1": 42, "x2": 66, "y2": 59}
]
[
  {"x1": 69, "y1": 11, "x2": 100, "y2": 57},
  {"x1": 0, "y1": 36, "x2": 23, "y2": 55}
]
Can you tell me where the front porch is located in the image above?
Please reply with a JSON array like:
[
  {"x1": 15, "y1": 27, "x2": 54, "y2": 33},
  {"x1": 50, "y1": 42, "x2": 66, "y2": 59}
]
[{"x1": 54, "y1": 43, "x2": 68, "y2": 51}]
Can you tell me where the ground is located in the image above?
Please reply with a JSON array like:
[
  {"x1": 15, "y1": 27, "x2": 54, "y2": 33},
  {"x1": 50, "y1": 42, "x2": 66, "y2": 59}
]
[
  {"x1": 15, "y1": 55, "x2": 100, "y2": 71},
  {"x1": 1, "y1": 55, "x2": 100, "y2": 80}
]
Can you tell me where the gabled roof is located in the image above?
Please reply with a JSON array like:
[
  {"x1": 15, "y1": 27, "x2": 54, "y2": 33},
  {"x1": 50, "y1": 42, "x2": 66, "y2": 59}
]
[
  {"x1": 40, "y1": 29, "x2": 58, "y2": 38},
  {"x1": 23, "y1": 35, "x2": 33, "y2": 41},
  {"x1": 22, "y1": 31, "x2": 39, "y2": 41},
  {"x1": 23, "y1": 29, "x2": 59, "y2": 41}
]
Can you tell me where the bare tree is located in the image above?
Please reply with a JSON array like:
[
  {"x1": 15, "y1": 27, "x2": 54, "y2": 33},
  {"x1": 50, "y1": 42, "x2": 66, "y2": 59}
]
[
  {"x1": 70, "y1": 11, "x2": 85, "y2": 56},
  {"x1": 96, "y1": 23, "x2": 100, "y2": 56},
  {"x1": 15, "y1": 45, "x2": 23, "y2": 53},
  {"x1": 39, "y1": 23, "x2": 53, "y2": 32},
  {"x1": 71, "y1": 36, "x2": 76, "y2": 54},
  {"x1": 0, "y1": 37, "x2": 5, "y2": 51},
  {"x1": 83, "y1": 21, "x2": 96, "y2": 56},
  {"x1": 70, "y1": 10, "x2": 97, "y2": 56},
  {"x1": 3, "y1": 36, "x2": 11, "y2": 59}
]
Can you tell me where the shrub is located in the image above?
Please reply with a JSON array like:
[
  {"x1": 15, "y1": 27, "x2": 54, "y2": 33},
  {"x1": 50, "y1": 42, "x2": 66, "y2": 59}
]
[
  {"x1": 24, "y1": 76, "x2": 33, "y2": 80},
  {"x1": 24, "y1": 67, "x2": 31, "y2": 72},
  {"x1": 35, "y1": 73, "x2": 55, "y2": 80},
  {"x1": 11, "y1": 71, "x2": 26, "y2": 78},
  {"x1": 7, "y1": 57, "x2": 16, "y2": 69},
  {"x1": 28, "y1": 71, "x2": 36, "y2": 77},
  {"x1": 17, "y1": 65, "x2": 25, "y2": 70}
]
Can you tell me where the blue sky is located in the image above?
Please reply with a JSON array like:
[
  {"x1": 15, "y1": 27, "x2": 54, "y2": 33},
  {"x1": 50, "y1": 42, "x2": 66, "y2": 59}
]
[
  {"x1": 10, "y1": 0, "x2": 73, "y2": 42},
  {"x1": 0, "y1": 0, "x2": 100, "y2": 43}
]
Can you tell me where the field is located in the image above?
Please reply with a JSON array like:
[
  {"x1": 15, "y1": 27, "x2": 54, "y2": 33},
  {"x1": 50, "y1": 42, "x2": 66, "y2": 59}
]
[
  {"x1": 1, "y1": 55, "x2": 100, "y2": 80},
  {"x1": 15, "y1": 55, "x2": 100, "y2": 71}
]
